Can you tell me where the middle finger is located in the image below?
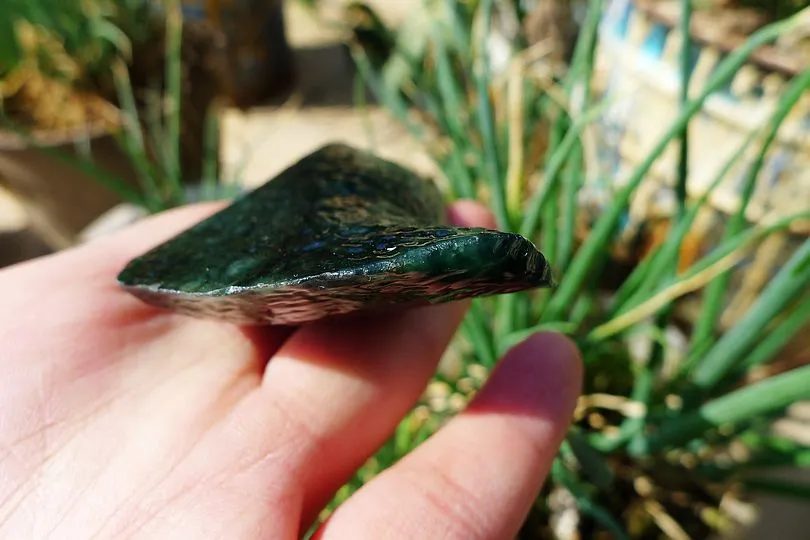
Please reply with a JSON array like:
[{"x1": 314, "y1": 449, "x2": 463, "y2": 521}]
[{"x1": 259, "y1": 301, "x2": 469, "y2": 524}]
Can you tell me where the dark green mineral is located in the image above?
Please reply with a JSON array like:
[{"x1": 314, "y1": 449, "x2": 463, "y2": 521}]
[{"x1": 117, "y1": 143, "x2": 553, "y2": 325}]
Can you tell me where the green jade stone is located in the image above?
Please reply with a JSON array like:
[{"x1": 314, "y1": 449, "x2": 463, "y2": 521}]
[{"x1": 117, "y1": 144, "x2": 554, "y2": 325}]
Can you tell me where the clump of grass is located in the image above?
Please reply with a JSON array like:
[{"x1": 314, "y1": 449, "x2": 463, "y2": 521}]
[
  {"x1": 0, "y1": 0, "x2": 153, "y2": 130},
  {"x1": 323, "y1": 0, "x2": 810, "y2": 537},
  {"x1": 110, "y1": 0, "x2": 221, "y2": 212},
  {"x1": 1, "y1": 0, "x2": 233, "y2": 215}
]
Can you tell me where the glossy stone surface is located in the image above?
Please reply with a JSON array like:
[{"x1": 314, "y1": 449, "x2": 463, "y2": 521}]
[{"x1": 118, "y1": 144, "x2": 553, "y2": 325}]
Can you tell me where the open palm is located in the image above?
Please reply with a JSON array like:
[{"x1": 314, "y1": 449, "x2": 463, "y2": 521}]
[{"x1": 0, "y1": 201, "x2": 580, "y2": 540}]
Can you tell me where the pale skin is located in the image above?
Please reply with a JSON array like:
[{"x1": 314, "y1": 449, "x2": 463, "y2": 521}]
[{"x1": 0, "y1": 200, "x2": 582, "y2": 539}]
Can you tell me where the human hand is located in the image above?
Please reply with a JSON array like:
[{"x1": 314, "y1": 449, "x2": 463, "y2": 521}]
[{"x1": 0, "y1": 200, "x2": 581, "y2": 539}]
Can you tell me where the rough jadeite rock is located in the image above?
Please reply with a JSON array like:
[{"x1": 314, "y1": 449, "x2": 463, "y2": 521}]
[{"x1": 117, "y1": 144, "x2": 553, "y2": 325}]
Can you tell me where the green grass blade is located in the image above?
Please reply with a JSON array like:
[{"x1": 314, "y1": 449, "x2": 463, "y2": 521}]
[
  {"x1": 609, "y1": 252, "x2": 657, "y2": 312},
  {"x1": 740, "y1": 438, "x2": 810, "y2": 469},
  {"x1": 494, "y1": 292, "x2": 519, "y2": 348},
  {"x1": 111, "y1": 61, "x2": 159, "y2": 210},
  {"x1": 555, "y1": 0, "x2": 601, "y2": 270},
  {"x1": 691, "y1": 237, "x2": 810, "y2": 388},
  {"x1": 644, "y1": 363, "x2": 810, "y2": 453},
  {"x1": 675, "y1": 0, "x2": 693, "y2": 218},
  {"x1": 611, "y1": 122, "x2": 761, "y2": 316},
  {"x1": 681, "y1": 211, "x2": 810, "y2": 283},
  {"x1": 593, "y1": 369, "x2": 654, "y2": 453},
  {"x1": 738, "y1": 296, "x2": 810, "y2": 373},
  {"x1": 431, "y1": 23, "x2": 466, "y2": 135},
  {"x1": 689, "y1": 67, "x2": 810, "y2": 359},
  {"x1": 610, "y1": 111, "x2": 770, "y2": 315},
  {"x1": 539, "y1": 13, "x2": 803, "y2": 323},
  {"x1": 163, "y1": 0, "x2": 185, "y2": 203},
  {"x1": 588, "y1": 212, "x2": 809, "y2": 343},
  {"x1": 443, "y1": 0, "x2": 472, "y2": 52},
  {"x1": 638, "y1": 0, "x2": 693, "y2": 445},
  {"x1": 353, "y1": 71, "x2": 373, "y2": 148},
  {"x1": 564, "y1": 0, "x2": 603, "y2": 90},
  {"x1": 201, "y1": 101, "x2": 221, "y2": 199},
  {"x1": 557, "y1": 150, "x2": 582, "y2": 271},
  {"x1": 143, "y1": 90, "x2": 168, "y2": 179},
  {"x1": 542, "y1": 174, "x2": 560, "y2": 266},
  {"x1": 565, "y1": 430, "x2": 615, "y2": 490},
  {"x1": 351, "y1": 45, "x2": 424, "y2": 139},
  {"x1": 463, "y1": 300, "x2": 498, "y2": 368},
  {"x1": 590, "y1": 216, "x2": 809, "y2": 349},
  {"x1": 520, "y1": 102, "x2": 608, "y2": 239},
  {"x1": 570, "y1": 285, "x2": 599, "y2": 326},
  {"x1": 551, "y1": 459, "x2": 630, "y2": 539},
  {"x1": 473, "y1": 0, "x2": 508, "y2": 229},
  {"x1": 430, "y1": 22, "x2": 476, "y2": 198}
]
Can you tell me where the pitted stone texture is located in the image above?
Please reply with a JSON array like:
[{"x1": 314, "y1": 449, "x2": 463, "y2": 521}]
[{"x1": 118, "y1": 144, "x2": 553, "y2": 325}]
